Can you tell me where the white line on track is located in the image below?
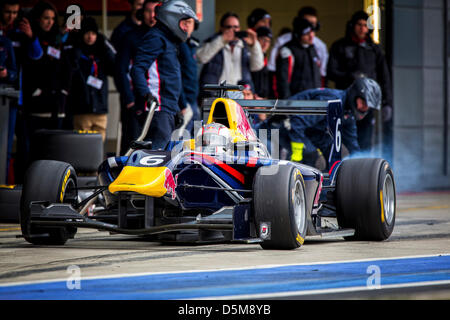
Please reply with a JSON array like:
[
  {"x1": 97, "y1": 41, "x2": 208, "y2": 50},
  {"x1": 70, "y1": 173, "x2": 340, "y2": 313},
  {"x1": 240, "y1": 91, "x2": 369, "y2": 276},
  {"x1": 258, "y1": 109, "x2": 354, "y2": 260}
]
[{"x1": 0, "y1": 253, "x2": 449, "y2": 288}]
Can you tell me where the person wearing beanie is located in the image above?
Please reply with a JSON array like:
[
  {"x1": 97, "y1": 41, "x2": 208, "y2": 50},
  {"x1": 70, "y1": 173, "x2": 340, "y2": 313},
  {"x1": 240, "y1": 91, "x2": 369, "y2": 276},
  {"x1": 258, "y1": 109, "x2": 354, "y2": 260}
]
[
  {"x1": 275, "y1": 17, "x2": 321, "y2": 99},
  {"x1": 327, "y1": 10, "x2": 393, "y2": 157},
  {"x1": 268, "y1": 6, "x2": 328, "y2": 86},
  {"x1": 65, "y1": 16, "x2": 116, "y2": 141},
  {"x1": 247, "y1": 8, "x2": 271, "y2": 30}
]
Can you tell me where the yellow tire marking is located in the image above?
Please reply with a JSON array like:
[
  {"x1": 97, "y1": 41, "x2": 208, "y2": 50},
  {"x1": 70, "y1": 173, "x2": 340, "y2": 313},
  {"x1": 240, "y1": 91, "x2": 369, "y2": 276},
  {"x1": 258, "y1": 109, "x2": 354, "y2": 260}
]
[
  {"x1": 380, "y1": 190, "x2": 385, "y2": 223},
  {"x1": 296, "y1": 233, "x2": 304, "y2": 245},
  {"x1": 0, "y1": 227, "x2": 20, "y2": 232},
  {"x1": 60, "y1": 169, "x2": 71, "y2": 202},
  {"x1": 0, "y1": 185, "x2": 15, "y2": 189}
]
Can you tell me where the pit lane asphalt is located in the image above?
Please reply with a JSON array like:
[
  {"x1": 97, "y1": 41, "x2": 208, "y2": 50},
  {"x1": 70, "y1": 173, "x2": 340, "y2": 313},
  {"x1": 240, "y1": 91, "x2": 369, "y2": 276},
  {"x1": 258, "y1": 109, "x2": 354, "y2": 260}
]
[{"x1": 0, "y1": 191, "x2": 449, "y2": 299}]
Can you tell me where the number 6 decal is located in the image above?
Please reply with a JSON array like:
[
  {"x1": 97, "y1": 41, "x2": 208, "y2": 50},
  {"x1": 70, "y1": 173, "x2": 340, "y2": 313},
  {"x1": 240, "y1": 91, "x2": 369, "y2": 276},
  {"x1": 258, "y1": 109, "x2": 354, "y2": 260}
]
[
  {"x1": 140, "y1": 155, "x2": 166, "y2": 166},
  {"x1": 335, "y1": 118, "x2": 342, "y2": 153}
]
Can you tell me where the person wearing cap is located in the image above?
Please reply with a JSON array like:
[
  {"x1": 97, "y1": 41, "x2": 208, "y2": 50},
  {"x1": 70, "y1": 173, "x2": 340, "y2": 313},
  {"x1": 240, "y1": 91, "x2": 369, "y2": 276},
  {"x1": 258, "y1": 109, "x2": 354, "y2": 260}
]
[
  {"x1": 197, "y1": 12, "x2": 264, "y2": 94},
  {"x1": 247, "y1": 8, "x2": 271, "y2": 30},
  {"x1": 114, "y1": 0, "x2": 161, "y2": 154},
  {"x1": 275, "y1": 17, "x2": 321, "y2": 99},
  {"x1": 131, "y1": 0, "x2": 198, "y2": 150},
  {"x1": 65, "y1": 17, "x2": 116, "y2": 141},
  {"x1": 327, "y1": 10, "x2": 393, "y2": 157},
  {"x1": 268, "y1": 7, "x2": 328, "y2": 86},
  {"x1": 287, "y1": 77, "x2": 382, "y2": 169},
  {"x1": 251, "y1": 26, "x2": 272, "y2": 99}
]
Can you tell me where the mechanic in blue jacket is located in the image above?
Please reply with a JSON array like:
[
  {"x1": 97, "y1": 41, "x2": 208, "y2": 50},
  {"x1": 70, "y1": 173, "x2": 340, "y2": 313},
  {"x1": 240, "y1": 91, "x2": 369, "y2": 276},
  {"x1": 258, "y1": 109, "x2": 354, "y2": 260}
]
[
  {"x1": 131, "y1": 0, "x2": 198, "y2": 150},
  {"x1": 288, "y1": 77, "x2": 382, "y2": 168}
]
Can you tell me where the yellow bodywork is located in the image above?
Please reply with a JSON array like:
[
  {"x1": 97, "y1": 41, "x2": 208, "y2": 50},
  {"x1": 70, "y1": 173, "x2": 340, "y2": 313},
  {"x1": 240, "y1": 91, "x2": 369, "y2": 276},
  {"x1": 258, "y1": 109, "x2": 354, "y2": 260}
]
[
  {"x1": 207, "y1": 98, "x2": 248, "y2": 143},
  {"x1": 108, "y1": 166, "x2": 169, "y2": 197}
]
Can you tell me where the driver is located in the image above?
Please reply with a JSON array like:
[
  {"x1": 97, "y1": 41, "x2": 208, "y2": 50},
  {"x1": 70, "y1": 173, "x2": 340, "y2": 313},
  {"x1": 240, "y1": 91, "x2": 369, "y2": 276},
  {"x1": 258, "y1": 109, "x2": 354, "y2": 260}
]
[
  {"x1": 288, "y1": 77, "x2": 382, "y2": 168},
  {"x1": 195, "y1": 122, "x2": 231, "y2": 155}
]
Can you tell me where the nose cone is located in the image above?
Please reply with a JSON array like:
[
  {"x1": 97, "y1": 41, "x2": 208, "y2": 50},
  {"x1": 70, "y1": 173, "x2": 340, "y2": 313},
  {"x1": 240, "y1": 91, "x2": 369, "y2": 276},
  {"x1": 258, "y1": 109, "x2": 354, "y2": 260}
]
[{"x1": 108, "y1": 166, "x2": 176, "y2": 198}]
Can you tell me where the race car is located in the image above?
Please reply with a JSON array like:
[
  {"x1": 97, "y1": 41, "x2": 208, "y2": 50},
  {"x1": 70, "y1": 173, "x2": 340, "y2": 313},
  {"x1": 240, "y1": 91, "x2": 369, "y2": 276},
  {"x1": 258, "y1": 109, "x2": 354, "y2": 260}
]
[{"x1": 20, "y1": 84, "x2": 396, "y2": 249}]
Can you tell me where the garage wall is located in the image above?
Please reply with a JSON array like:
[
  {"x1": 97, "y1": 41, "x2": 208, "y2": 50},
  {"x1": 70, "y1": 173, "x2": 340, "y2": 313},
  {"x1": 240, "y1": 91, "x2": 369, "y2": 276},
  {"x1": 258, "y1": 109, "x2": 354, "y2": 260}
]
[{"x1": 392, "y1": 0, "x2": 450, "y2": 190}]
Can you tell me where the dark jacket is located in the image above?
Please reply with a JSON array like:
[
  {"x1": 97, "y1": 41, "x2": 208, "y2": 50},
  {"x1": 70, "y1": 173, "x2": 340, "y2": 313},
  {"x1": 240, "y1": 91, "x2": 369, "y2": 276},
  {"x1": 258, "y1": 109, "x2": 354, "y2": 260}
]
[
  {"x1": 110, "y1": 16, "x2": 139, "y2": 51},
  {"x1": 0, "y1": 35, "x2": 17, "y2": 84},
  {"x1": 199, "y1": 33, "x2": 254, "y2": 89},
  {"x1": 178, "y1": 37, "x2": 199, "y2": 109},
  {"x1": 66, "y1": 33, "x2": 116, "y2": 115},
  {"x1": 1, "y1": 25, "x2": 43, "y2": 105},
  {"x1": 114, "y1": 25, "x2": 150, "y2": 108},
  {"x1": 21, "y1": 29, "x2": 69, "y2": 115},
  {"x1": 327, "y1": 35, "x2": 393, "y2": 108},
  {"x1": 276, "y1": 39, "x2": 321, "y2": 99},
  {"x1": 131, "y1": 22, "x2": 182, "y2": 115},
  {"x1": 251, "y1": 56, "x2": 270, "y2": 98}
]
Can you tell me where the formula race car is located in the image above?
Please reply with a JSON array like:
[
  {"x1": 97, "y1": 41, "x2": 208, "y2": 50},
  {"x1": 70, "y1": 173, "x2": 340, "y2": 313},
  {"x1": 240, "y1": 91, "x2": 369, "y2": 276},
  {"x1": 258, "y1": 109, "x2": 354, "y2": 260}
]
[{"x1": 20, "y1": 85, "x2": 396, "y2": 249}]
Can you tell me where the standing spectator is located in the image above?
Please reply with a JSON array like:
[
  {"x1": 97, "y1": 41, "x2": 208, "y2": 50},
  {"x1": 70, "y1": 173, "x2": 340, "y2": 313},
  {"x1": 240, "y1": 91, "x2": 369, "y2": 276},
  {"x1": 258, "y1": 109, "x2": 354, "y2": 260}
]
[
  {"x1": 0, "y1": 0, "x2": 42, "y2": 183},
  {"x1": 327, "y1": 10, "x2": 393, "y2": 154},
  {"x1": 251, "y1": 26, "x2": 272, "y2": 98},
  {"x1": 66, "y1": 17, "x2": 116, "y2": 141},
  {"x1": 247, "y1": 8, "x2": 271, "y2": 30},
  {"x1": 268, "y1": 7, "x2": 328, "y2": 83},
  {"x1": 16, "y1": 1, "x2": 68, "y2": 182},
  {"x1": 178, "y1": 25, "x2": 200, "y2": 136},
  {"x1": 110, "y1": 0, "x2": 144, "y2": 50},
  {"x1": 276, "y1": 17, "x2": 321, "y2": 99},
  {"x1": 197, "y1": 12, "x2": 264, "y2": 91},
  {"x1": 131, "y1": 0, "x2": 198, "y2": 150},
  {"x1": 114, "y1": 0, "x2": 160, "y2": 154}
]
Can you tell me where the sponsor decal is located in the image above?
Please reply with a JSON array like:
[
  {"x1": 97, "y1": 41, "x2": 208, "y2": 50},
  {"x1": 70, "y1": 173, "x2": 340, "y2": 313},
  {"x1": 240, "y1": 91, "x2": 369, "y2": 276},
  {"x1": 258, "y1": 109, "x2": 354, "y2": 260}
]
[
  {"x1": 260, "y1": 222, "x2": 271, "y2": 240},
  {"x1": 164, "y1": 169, "x2": 177, "y2": 200}
]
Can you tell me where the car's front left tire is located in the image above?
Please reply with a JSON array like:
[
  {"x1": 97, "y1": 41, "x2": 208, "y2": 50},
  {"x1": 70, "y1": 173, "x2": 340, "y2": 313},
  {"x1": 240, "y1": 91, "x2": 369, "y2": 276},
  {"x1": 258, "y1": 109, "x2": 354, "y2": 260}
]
[
  {"x1": 253, "y1": 164, "x2": 308, "y2": 250},
  {"x1": 20, "y1": 160, "x2": 78, "y2": 245}
]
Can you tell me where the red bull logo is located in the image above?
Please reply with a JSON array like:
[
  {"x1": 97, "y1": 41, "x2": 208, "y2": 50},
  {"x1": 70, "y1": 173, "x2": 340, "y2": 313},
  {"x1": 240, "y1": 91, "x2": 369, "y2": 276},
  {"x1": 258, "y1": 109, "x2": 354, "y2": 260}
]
[{"x1": 163, "y1": 169, "x2": 177, "y2": 200}]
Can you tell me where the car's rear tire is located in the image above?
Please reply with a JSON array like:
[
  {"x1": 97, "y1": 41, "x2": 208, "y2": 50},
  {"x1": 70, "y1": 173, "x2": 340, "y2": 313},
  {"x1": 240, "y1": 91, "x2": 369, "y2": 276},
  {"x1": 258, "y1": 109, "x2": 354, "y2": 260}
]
[
  {"x1": 336, "y1": 158, "x2": 396, "y2": 241},
  {"x1": 20, "y1": 160, "x2": 78, "y2": 245},
  {"x1": 253, "y1": 164, "x2": 308, "y2": 250}
]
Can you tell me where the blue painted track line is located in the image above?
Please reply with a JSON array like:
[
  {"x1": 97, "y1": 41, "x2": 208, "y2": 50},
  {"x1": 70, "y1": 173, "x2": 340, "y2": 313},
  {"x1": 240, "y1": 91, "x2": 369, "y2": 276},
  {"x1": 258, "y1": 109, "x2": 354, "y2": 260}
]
[{"x1": 0, "y1": 255, "x2": 449, "y2": 300}]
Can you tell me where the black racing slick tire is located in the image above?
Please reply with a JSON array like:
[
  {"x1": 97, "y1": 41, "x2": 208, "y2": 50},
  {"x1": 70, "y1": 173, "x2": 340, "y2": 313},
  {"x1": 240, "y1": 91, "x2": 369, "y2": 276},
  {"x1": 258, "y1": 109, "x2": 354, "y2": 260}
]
[
  {"x1": 253, "y1": 164, "x2": 308, "y2": 250},
  {"x1": 30, "y1": 130, "x2": 103, "y2": 173},
  {"x1": 20, "y1": 160, "x2": 78, "y2": 245},
  {"x1": 0, "y1": 185, "x2": 22, "y2": 222},
  {"x1": 336, "y1": 158, "x2": 396, "y2": 241}
]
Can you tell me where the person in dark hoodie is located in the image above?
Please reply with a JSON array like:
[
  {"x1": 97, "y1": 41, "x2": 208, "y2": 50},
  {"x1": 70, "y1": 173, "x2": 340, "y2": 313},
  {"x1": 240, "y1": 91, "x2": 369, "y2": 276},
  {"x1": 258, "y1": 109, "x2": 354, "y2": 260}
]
[
  {"x1": 66, "y1": 17, "x2": 115, "y2": 141},
  {"x1": 131, "y1": 0, "x2": 198, "y2": 150},
  {"x1": 327, "y1": 10, "x2": 393, "y2": 156},
  {"x1": 115, "y1": 0, "x2": 160, "y2": 154},
  {"x1": 15, "y1": 1, "x2": 67, "y2": 182}
]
